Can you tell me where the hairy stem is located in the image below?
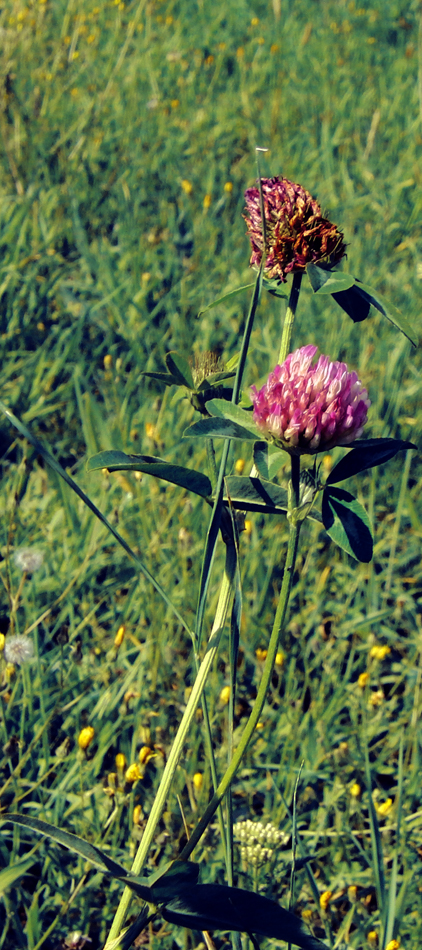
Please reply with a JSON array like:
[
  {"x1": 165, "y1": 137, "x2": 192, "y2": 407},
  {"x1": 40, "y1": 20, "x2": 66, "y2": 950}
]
[
  {"x1": 278, "y1": 272, "x2": 302, "y2": 365},
  {"x1": 106, "y1": 541, "x2": 237, "y2": 945},
  {"x1": 179, "y1": 462, "x2": 301, "y2": 861}
]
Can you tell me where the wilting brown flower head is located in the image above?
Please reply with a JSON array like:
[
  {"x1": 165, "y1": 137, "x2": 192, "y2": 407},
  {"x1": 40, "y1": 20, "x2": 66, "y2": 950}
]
[{"x1": 244, "y1": 177, "x2": 347, "y2": 282}]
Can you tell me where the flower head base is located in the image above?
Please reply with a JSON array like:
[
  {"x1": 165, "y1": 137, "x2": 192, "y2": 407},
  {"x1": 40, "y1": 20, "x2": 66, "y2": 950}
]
[
  {"x1": 244, "y1": 177, "x2": 346, "y2": 282},
  {"x1": 251, "y1": 345, "x2": 370, "y2": 454}
]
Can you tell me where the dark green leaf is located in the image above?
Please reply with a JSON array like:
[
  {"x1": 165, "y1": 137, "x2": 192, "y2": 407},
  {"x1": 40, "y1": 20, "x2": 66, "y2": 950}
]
[
  {"x1": 353, "y1": 281, "x2": 418, "y2": 346},
  {"x1": 253, "y1": 442, "x2": 286, "y2": 481},
  {"x1": 330, "y1": 280, "x2": 418, "y2": 344},
  {"x1": 327, "y1": 439, "x2": 417, "y2": 485},
  {"x1": 198, "y1": 283, "x2": 255, "y2": 316},
  {"x1": 322, "y1": 487, "x2": 373, "y2": 562},
  {"x1": 268, "y1": 448, "x2": 286, "y2": 480},
  {"x1": 224, "y1": 476, "x2": 322, "y2": 523},
  {"x1": 253, "y1": 441, "x2": 269, "y2": 480},
  {"x1": 165, "y1": 352, "x2": 195, "y2": 389},
  {"x1": 86, "y1": 451, "x2": 212, "y2": 498},
  {"x1": 307, "y1": 263, "x2": 355, "y2": 294},
  {"x1": 2, "y1": 815, "x2": 152, "y2": 901},
  {"x1": 162, "y1": 884, "x2": 326, "y2": 948},
  {"x1": 149, "y1": 861, "x2": 200, "y2": 901},
  {"x1": 224, "y1": 476, "x2": 288, "y2": 514},
  {"x1": 141, "y1": 371, "x2": 183, "y2": 387},
  {"x1": 204, "y1": 370, "x2": 236, "y2": 384},
  {"x1": 263, "y1": 277, "x2": 288, "y2": 298},
  {"x1": 184, "y1": 418, "x2": 258, "y2": 442},
  {"x1": 331, "y1": 285, "x2": 371, "y2": 323},
  {"x1": 206, "y1": 398, "x2": 258, "y2": 430}
]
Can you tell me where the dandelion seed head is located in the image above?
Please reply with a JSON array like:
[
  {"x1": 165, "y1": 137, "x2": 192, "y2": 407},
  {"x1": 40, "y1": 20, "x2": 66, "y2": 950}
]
[
  {"x1": 4, "y1": 636, "x2": 34, "y2": 666},
  {"x1": 14, "y1": 547, "x2": 44, "y2": 573}
]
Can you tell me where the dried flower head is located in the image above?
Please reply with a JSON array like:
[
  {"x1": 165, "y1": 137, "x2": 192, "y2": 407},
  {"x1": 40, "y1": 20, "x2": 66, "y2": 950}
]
[
  {"x1": 13, "y1": 547, "x2": 44, "y2": 573},
  {"x1": 244, "y1": 176, "x2": 346, "y2": 281},
  {"x1": 4, "y1": 636, "x2": 34, "y2": 666},
  {"x1": 251, "y1": 345, "x2": 370, "y2": 454}
]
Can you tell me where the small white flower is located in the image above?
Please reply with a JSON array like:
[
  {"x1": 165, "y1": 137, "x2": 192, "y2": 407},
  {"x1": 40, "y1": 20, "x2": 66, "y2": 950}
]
[
  {"x1": 4, "y1": 636, "x2": 34, "y2": 666},
  {"x1": 14, "y1": 548, "x2": 44, "y2": 573}
]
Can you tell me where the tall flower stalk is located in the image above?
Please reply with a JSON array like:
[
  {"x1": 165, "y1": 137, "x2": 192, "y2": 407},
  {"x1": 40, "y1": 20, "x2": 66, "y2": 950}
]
[{"x1": 3, "y1": 163, "x2": 416, "y2": 950}]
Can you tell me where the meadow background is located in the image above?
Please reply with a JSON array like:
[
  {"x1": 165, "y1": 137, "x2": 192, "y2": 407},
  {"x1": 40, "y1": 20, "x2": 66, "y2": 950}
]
[{"x1": 0, "y1": 0, "x2": 422, "y2": 947}]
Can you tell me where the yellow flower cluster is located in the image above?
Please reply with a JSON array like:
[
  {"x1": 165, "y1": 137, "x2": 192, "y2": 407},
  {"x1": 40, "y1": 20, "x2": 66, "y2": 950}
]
[
  {"x1": 319, "y1": 890, "x2": 332, "y2": 911},
  {"x1": 369, "y1": 644, "x2": 391, "y2": 660}
]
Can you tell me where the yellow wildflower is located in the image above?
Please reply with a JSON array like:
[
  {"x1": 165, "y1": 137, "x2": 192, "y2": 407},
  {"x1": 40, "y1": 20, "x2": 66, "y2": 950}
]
[
  {"x1": 319, "y1": 890, "x2": 332, "y2": 911},
  {"x1": 78, "y1": 726, "x2": 95, "y2": 750},
  {"x1": 358, "y1": 671, "x2": 370, "y2": 688},
  {"x1": 103, "y1": 354, "x2": 113, "y2": 369},
  {"x1": 385, "y1": 941, "x2": 400, "y2": 950},
  {"x1": 275, "y1": 651, "x2": 285, "y2": 667},
  {"x1": 115, "y1": 753, "x2": 126, "y2": 770},
  {"x1": 244, "y1": 519, "x2": 253, "y2": 536},
  {"x1": 224, "y1": 182, "x2": 233, "y2": 193},
  {"x1": 203, "y1": 194, "x2": 212, "y2": 209},
  {"x1": 0, "y1": 634, "x2": 5, "y2": 651},
  {"x1": 348, "y1": 885, "x2": 358, "y2": 902},
  {"x1": 235, "y1": 458, "x2": 245, "y2": 474},
  {"x1": 220, "y1": 685, "x2": 231, "y2": 705},
  {"x1": 193, "y1": 772, "x2": 203, "y2": 791},
  {"x1": 255, "y1": 648, "x2": 268, "y2": 662},
  {"x1": 367, "y1": 932, "x2": 378, "y2": 947},
  {"x1": 369, "y1": 644, "x2": 391, "y2": 660},
  {"x1": 125, "y1": 763, "x2": 141, "y2": 783},
  {"x1": 133, "y1": 804, "x2": 142, "y2": 825},
  {"x1": 181, "y1": 180, "x2": 193, "y2": 195},
  {"x1": 350, "y1": 782, "x2": 361, "y2": 798},
  {"x1": 375, "y1": 798, "x2": 393, "y2": 817},
  {"x1": 114, "y1": 624, "x2": 125, "y2": 647},
  {"x1": 369, "y1": 689, "x2": 384, "y2": 707},
  {"x1": 138, "y1": 745, "x2": 154, "y2": 765}
]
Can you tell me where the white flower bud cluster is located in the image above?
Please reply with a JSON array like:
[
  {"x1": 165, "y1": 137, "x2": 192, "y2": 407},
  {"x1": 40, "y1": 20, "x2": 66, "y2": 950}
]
[{"x1": 233, "y1": 820, "x2": 288, "y2": 869}]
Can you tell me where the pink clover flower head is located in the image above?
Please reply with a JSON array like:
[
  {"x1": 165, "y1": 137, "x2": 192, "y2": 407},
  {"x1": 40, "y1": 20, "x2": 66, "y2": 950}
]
[
  {"x1": 251, "y1": 345, "x2": 370, "y2": 455},
  {"x1": 244, "y1": 177, "x2": 347, "y2": 282}
]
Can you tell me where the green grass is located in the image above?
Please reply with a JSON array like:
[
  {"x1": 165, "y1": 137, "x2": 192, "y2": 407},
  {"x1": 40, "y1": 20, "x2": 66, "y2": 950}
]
[{"x1": 0, "y1": 0, "x2": 422, "y2": 947}]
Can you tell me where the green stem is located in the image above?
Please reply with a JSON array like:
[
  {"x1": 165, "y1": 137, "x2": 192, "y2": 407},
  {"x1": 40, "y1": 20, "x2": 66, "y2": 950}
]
[
  {"x1": 206, "y1": 437, "x2": 218, "y2": 490},
  {"x1": 179, "y1": 480, "x2": 301, "y2": 861},
  {"x1": 106, "y1": 541, "x2": 237, "y2": 945},
  {"x1": 278, "y1": 273, "x2": 302, "y2": 365}
]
